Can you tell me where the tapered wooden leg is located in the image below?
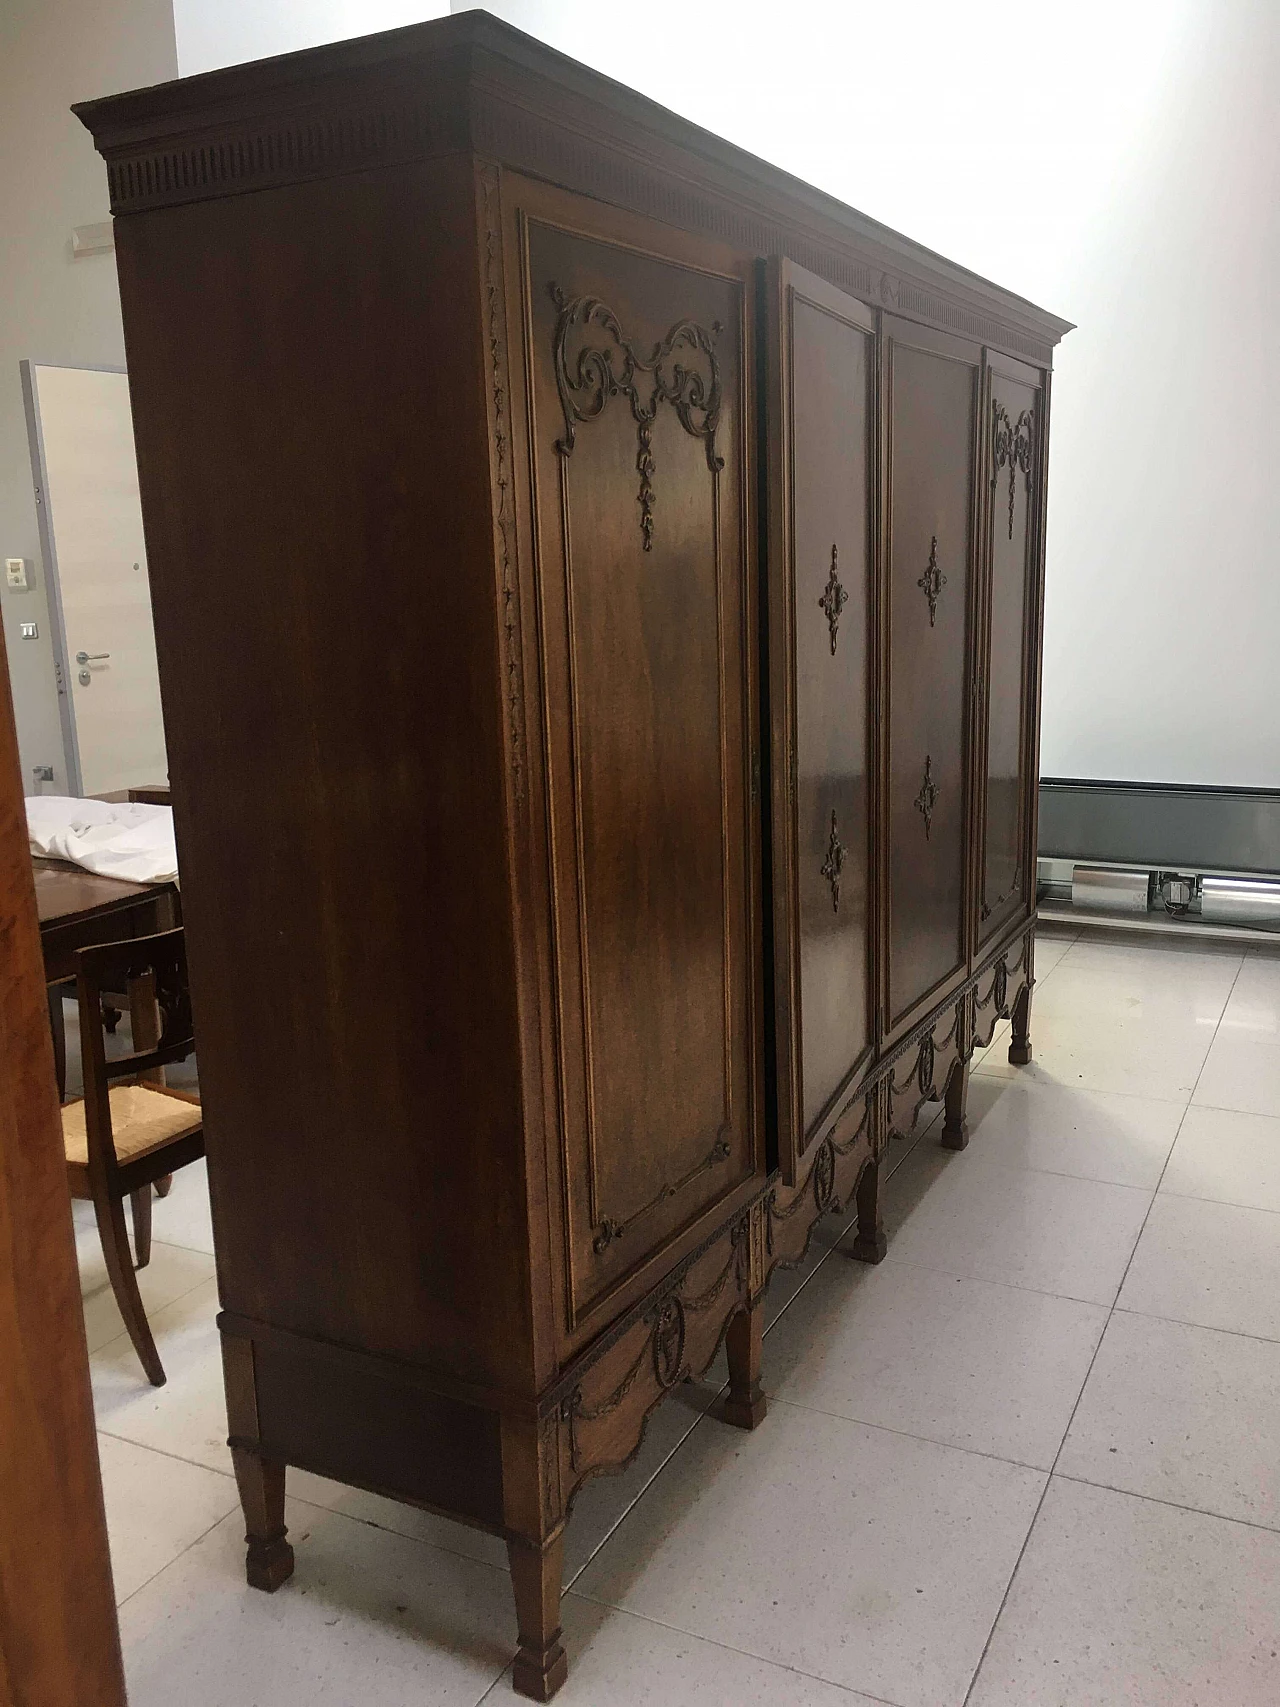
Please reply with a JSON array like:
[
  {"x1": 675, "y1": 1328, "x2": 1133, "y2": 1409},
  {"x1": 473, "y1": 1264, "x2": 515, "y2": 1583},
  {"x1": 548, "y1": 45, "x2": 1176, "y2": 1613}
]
[
  {"x1": 93, "y1": 1190, "x2": 164, "y2": 1386},
  {"x1": 508, "y1": 1531, "x2": 567, "y2": 1702},
  {"x1": 848, "y1": 1155, "x2": 887, "y2": 1262},
  {"x1": 47, "y1": 985, "x2": 67, "y2": 1102},
  {"x1": 722, "y1": 1299, "x2": 768, "y2": 1429},
  {"x1": 130, "y1": 1186, "x2": 153, "y2": 1266},
  {"x1": 231, "y1": 1448, "x2": 294, "y2": 1592},
  {"x1": 941, "y1": 1057, "x2": 970, "y2": 1150},
  {"x1": 1008, "y1": 984, "x2": 1033, "y2": 1066},
  {"x1": 154, "y1": 1174, "x2": 173, "y2": 1198}
]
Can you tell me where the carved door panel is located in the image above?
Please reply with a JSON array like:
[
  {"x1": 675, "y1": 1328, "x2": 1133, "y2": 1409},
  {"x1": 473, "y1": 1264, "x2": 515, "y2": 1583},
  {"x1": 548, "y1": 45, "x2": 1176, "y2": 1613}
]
[
  {"x1": 765, "y1": 260, "x2": 875, "y2": 1185},
  {"x1": 511, "y1": 181, "x2": 762, "y2": 1342},
  {"x1": 883, "y1": 320, "x2": 979, "y2": 1036},
  {"x1": 978, "y1": 359, "x2": 1042, "y2": 946}
]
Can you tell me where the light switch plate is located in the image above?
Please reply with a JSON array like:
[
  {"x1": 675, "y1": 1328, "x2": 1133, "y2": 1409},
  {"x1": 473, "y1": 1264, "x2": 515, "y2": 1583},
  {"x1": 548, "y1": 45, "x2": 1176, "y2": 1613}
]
[
  {"x1": 19, "y1": 622, "x2": 38, "y2": 639},
  {"x1": 5, "y1": 558, "x2": 29, "y2": 590}
]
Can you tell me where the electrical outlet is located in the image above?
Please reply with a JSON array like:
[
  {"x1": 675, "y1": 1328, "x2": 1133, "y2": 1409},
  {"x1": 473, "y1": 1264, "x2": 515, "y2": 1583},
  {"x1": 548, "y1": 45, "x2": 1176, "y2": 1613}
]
[
  {"x1": 5, "y1": 558, "x2": 29, "y2": 590},
  {"x1": 19, "y1": 622, "x2": 38, "y2": 639}
]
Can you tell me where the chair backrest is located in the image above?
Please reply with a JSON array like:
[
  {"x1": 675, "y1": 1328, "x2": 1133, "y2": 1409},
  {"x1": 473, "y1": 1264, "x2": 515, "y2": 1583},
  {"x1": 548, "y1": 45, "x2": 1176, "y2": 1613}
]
[{"x1": 74, "y1": 929, "x2": 195, "y2": 1177}]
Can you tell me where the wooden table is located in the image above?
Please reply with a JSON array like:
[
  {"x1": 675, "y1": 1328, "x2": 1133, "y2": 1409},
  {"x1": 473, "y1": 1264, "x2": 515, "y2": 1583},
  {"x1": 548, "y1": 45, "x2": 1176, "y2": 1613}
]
[{"x1": 36, "y1": 858, "x2": 180, "y2": 1097}]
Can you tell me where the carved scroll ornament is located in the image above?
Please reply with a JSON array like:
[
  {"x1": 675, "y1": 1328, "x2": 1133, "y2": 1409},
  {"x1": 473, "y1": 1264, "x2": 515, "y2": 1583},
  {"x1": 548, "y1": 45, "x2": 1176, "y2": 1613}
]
[
  {"x1": 914, "y1": 756, "x2": 938, "y2": 838},
  {"x1": 818, "y1": 543, "x2": 847, "y2": 653},
  {"x1": 917, "y1": 535, "x2": 946, "y2": 626},
  {"x1": 821, "y1": 811, "x2": 847, "y2": 913},
  {"x1": 550, "y1": 285, "x2": 724, "y2": 551},
  {"x1": 593, "y1": 1130, "x2": 731, "y2": 1254},
  {"x1": 992, "y1": 400, "x2": 1035, "y2": 540}
]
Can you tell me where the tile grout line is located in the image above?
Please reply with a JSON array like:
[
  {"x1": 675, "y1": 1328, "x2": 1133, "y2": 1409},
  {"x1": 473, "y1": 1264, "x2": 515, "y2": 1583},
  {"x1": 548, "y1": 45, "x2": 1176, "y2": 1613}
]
[
  {"x1": 1153, "y1": 1184, "x2": 1280, "y2": 1218},
  {"x1": 85, "y1": 1260, "x2": 215, "y2": 1362},
  {"x1": 1050, "y1": 1467, "x2": 1280, "y2": 1539},
  {"x1": 959, "y1": 947, "x2": 1250, "y2": 1706},
  {"x1": 96, "y1": 1427, "x2": 235, "y2": 1483},
  {"x1": 970, "y1": 1070, "x2": 1194, "y2": 1109},
  {"x1": 557, "y1": 1588, "x2": 912, "y2": 1707},
  {"x1": 1110, "y1": 1298, "x2": 1280, "y2": 1347},
  {"x1": 746, "y1": 1394, "x2": 1053, "y2": 1477},
  {"x1": 112, "y1": 1505, "x2": 240, "y2": 1614}
]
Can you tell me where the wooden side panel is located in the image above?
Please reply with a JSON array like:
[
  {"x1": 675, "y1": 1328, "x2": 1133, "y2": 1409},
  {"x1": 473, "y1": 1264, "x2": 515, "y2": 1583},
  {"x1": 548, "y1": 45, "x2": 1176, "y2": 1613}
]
[
  {"x1": 115, "y1": 156, "x2": 536, "y2": 1393},
  {"x1": 766, "y1": 259, "x2": 875, "y2": 1183},
  {"x1": 884, "y1": 327, "x2": 978, "y2": 1031},
  {"x1": 979, "y1": 364, "x2": 1042, "y2": 944},
  {"x1": 0, "y1": 632, "x2": 126, "y2": 1707},
  {"x1": 513, "y1": 184, "x2": 762, "y2": 1340}
]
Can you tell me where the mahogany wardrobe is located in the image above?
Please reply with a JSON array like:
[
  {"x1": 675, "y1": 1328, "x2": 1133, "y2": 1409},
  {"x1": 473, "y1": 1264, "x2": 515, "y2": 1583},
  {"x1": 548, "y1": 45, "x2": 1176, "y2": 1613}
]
[{"x1": 78, "y1": 12, "x2": 1070, "y2": 1698}]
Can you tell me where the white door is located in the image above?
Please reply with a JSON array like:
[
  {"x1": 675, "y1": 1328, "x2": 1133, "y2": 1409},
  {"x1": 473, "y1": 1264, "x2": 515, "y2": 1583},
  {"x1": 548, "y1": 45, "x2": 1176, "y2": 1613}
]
[{"x1": 25, "y1": 363, "x2": 168, "y2": 796}]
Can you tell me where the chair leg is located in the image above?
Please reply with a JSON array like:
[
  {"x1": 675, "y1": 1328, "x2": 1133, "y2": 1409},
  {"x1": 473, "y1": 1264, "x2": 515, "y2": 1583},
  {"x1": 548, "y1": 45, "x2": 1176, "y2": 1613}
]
[
  {"x1": 130, "y1": 1186, "x2": 153, "y2": 1267},
  {"x1": 154, "y1": 1174, "x2": 173, "y2": 1198},
  {"x1": 507, "y1": 1531, "x2": 568, "y2": 1702},
  {"x1": 47, "y1": 986, "x2": 67, "y2": 1102},
  {"x1": 93, "y1": 1190, "x2": 165, "y2": 1386}
]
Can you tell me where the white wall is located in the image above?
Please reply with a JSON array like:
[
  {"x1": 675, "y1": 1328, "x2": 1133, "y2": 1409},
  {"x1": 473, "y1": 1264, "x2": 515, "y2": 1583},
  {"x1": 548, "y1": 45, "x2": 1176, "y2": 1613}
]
[
  {"x1": 473, "y1": 0, "x2": 1280, "y2": 788},
  {"x1": 173, "y1": 0, "x2": 447, "y2": 74},
  {"x1": 0, "y1": 0, "x2": 177, "y2": 794},
  {"x1": 14, "y1": 2, "x2": 1272, "y2": 790}
]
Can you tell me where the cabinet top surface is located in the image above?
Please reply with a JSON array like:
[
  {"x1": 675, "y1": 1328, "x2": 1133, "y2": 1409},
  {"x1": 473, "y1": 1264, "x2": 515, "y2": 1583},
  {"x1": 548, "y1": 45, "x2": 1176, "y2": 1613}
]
[{"x1": 75, "y1": 8, "x2": 1071, "y2": 354}]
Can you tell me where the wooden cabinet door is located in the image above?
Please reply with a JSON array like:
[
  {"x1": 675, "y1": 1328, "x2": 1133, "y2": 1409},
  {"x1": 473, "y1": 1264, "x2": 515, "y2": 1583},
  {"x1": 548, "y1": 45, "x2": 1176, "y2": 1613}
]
[
  {"x1": 882, "y1": 319, "x2": 979, "y2": 1036},
  {"x1": 977, "y1": 356, "x2": 1044, "y2": 946},
  {"x1": 765, "y1": 260, "x2": 876, "y2": 1183},
  {"x1": 509, "y1": 179, "x2": 762, "y2": 1342}
]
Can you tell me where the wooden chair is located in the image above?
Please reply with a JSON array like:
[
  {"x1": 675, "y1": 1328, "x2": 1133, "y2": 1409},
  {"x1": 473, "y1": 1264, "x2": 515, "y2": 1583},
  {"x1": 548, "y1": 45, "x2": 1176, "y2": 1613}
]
[{"x1": 62, "y1": 929, "x2": 202, "y2": 1386}]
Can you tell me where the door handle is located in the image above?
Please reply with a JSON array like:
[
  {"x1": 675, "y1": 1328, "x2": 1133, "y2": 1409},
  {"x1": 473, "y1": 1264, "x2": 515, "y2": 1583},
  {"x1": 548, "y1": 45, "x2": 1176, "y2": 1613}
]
[{"x1": 75, "y1": 651, "x2": 110, "y2": 664}]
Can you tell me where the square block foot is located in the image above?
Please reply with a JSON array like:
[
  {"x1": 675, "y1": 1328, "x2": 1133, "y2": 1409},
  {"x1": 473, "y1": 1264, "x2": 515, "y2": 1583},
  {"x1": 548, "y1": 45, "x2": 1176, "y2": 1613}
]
[
  {"x1": 513, "y1": 1640, "x2": 568, "y2": 1701},
  {"x1": 847, "y1": 1227, "x2": 888, "y2": 1263},
  {"x1": 246, "y1": 1536, "x2": 294, "y2": 1593},
  {"x1": 721, "y1": 1388, "x2": 768, "y2": 1430}
]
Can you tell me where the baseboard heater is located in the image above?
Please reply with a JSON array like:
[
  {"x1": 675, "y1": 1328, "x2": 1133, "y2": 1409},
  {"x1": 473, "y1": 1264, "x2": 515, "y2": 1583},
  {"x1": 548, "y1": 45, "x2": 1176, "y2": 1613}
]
[{"x1": 1038, "y1": 778, "x2": 1280, "y2": 941}]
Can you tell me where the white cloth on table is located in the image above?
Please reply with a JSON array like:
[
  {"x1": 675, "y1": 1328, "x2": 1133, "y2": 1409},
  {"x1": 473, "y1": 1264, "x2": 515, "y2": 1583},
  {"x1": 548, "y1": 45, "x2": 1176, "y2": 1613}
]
[{"x1": 26, "y1": 795, "x2": 178, "y2": 885}]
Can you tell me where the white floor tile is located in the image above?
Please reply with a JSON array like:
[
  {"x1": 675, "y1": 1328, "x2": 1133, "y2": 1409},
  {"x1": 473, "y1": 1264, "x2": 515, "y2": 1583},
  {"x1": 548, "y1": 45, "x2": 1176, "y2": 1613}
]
[
  {"x1": 97, "y1": 1433, "x2": 238, "y2": 1604},
  {"x1": 79, "y1": 1234, "x2": 215, "y2": 1356},
  {"x1": 977, "y1": 946, "x2": 1237, "y2": 1099},
  {"x1": 119, "y1": 1500, "x2": 514, "y2": 1706},
  {"x1": 1118, "y1": 1193, "x2": 1280, "y2": 1341},
  {"x1": 1162, "y1": 1103, "x2": 1280, "y2": 1212},
  {"x1": 1058, "y1": 1310, "x2": 1280, "y2": 1529},
  {"x1": 150, "y1": 1159, "x2": 216, "y2": 1255},
  {"x1": 759, "y1": 1115, "x2": 942, "y2": 1333},
  {"x1": 966, "y1": 1075, "x2": 1184, "y2": 1188},
  {"x1": 92, "y1": 1279, "x2": 231, "y2": 1472},
  {"x1": 1029, "y1": 928, "x2": 1078, "y2": 978},
  {"x1": 574, "y1": 1400, "x2": 1045, "y2": 1707},
  {"x1": 76, "y1": 929, "x2": 1280, "y2": 1704},
  {"x1": 1064, "y1": 934, "x2": 1244, "y2": 973},
  {"x1": 765, "y1": 1255, "x2": 1106, "y2": 1468},
  {"x1": 968, "y1": 1017, "x2": 1010, "y2": 1071},
  {"x1": 1194, "y1": 956, "x2": 1280, "y2": 1117},
  {"x1": 481, "y1": 1595, "x2": 888, "y2": 1705},
  {"x1": 885, "y1": 1148, "x2": 1151, "y2": 1306},
  {"x1": 969, "y1": 1477, "x2": 1280, "y2": 1707}
]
